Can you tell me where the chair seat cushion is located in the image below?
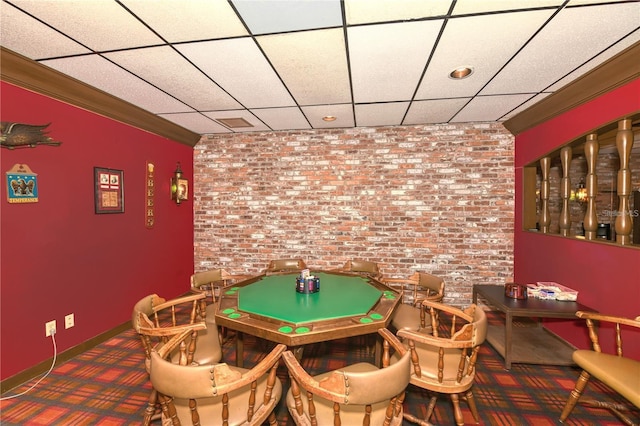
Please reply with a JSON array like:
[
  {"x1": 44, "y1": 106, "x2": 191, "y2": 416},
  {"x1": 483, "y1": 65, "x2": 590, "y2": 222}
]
[
  {"x1": 166, "y1": 367, "x2": 282, "y2": 426},
  {"x1": 285, "y1": 362, "x2": 403, "y2": 426},
  {"x1": 573, "y1": 350, "x2": 640, "y2": 408},
  {"x1": 391, "y1": 304, "x2": 432, "y2": 334}
]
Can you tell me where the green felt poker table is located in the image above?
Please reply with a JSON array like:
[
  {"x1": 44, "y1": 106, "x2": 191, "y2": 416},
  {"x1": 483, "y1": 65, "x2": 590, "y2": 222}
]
[{"x1": 215, "y1": 270, "x2": 402, "y2": 367}]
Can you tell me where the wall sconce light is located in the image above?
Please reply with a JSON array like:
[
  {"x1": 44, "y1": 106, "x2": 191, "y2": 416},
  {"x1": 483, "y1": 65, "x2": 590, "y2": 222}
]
[
  {"x1": 571, "y1": 179, "x2": 587, "y2": 204},
  {"x1": 170, "y1": 162, "x2": 188, "y2": 205}
]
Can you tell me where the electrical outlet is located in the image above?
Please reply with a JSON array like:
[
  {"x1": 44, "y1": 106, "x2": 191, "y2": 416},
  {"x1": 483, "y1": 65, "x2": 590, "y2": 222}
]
[
  {"x1": 45, "y1": 320, "x2": 56, "y2": 337},
  {"x1": 64, "y1": 314, "x2": 76, "y2": 330},
  {"x1": 65, "y1": 313, "x2": 75, "y2": 329}
]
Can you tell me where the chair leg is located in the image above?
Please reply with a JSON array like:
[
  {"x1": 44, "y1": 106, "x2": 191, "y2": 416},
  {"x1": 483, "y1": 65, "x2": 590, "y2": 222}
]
[
  {"x1": 451, "y1": 393, "x2": 464, "y2": 426},
  {"x1": 425, "y1": 395, "x2": 437, "y2": 420},
  {"x1": 267, "y1": 411, "x2": 278, "y2": 425},
  {"x1": 464, "y1": 389, "x2": 480, "y2": 423},
  {"x1": 559, "y1": 370, "x2": 591, "y2": 422},
  {"x1": 402, "y1": 395, "x2": 436, "y2": 426},
  {"x1": 403, "y1": 412, "x2": 434, "y2": 426},
  {"x1": 143, "y1": 388, "x2": 158, "y2": 426}
]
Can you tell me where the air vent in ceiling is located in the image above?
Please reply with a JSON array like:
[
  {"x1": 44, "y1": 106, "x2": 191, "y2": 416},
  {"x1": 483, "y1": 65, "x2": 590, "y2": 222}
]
[{"x1": 216, "y1": 117, "x2": 253, "y2": 128}]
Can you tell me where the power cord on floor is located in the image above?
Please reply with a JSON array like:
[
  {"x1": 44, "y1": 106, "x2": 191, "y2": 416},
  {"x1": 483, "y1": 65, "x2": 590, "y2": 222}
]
[{"x1": 0, "y1": 330, "x2": 58, "y2": 401}]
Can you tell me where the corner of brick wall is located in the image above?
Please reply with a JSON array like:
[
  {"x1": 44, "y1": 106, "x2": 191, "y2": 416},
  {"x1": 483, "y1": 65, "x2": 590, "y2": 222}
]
[{"x1": 194, "y1": 123, "x2": 514, "y2": 306}]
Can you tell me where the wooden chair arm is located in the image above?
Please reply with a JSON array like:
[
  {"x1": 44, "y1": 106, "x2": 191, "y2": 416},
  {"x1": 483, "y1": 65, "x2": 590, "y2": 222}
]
[
  {"x1": 210, "y1": 344, "x2": 286, "y2": 394},
  {"x1": 378, "y1": 328, "x2": 407, "y2": 356},
  {"x1": 282, "y1": 351, "x2": 347, "y2": 402},
  {"x1": 380, "y1": 277, "x2": 414, "y2": 285},
  {"x1": 397, "y1": 329, "x2": 473, "y2": 349},
  {"x1": 421, "y1": 300, "x2": 474, "y2": 322},
  {"x1": 139, "y1": 321, "x2": 207, "y2": 339},
  {"x1": 152, "y1": 293, "x2": 206, "y2": 312},
  {"x1": 576, "y1": 311, "x2": 640, "y2": 329},
  {"x1": 154, "y1": 324, "x2": 207, "y2": 359}
]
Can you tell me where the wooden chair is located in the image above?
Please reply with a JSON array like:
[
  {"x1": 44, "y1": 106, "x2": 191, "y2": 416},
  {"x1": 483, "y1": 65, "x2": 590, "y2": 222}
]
[
  {"x1": 191, "y1": 268, "x2": 251, "y2": 341},
  {"x1": 334, "y1": 259, "x2": 383, "y2": 279},
  {"x1": 383, "y1": 272, "x2": 445, "y2": 333},
  {"x1": 149, "y1": 335, "x2": 286, "y2": 426},
  {"x1": 190, "y1": 268, "x2": 251, "y2": 307},
  {"x1": 397, "y1": 301, "x2": 487, "y2": 426},
  {"x1": 282, "y1": 328, "x2": 411, "y2": 426},
  {"x1": 132, "y1": 293, "x2": 222, "y2": 425},
  {"x1": 265, "y1": 258, "x2": 307, "y2": 274},
  {"x1": 559, "y1": 311, "x2": 640, "y2": 425}
]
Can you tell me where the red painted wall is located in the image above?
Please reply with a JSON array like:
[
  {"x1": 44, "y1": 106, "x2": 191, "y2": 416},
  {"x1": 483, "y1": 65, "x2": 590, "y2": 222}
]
[
  {"x1": 514, "y1": 78, "x2": 640, "y2": 358},
  {"x1": 1, "y1": 82, "x2": 195, "y2": 380}
]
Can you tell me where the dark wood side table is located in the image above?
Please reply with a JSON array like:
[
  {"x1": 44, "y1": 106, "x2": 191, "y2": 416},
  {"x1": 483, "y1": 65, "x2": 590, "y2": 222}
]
[{"x1": 472, "y1": 284, "x2": 594, "y2": 369}]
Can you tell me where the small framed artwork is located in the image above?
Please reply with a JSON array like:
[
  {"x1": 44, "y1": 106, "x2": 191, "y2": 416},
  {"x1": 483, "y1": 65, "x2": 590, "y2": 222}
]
[{"x1": 94, "y1": 167, "x2": 124, "y2": 214}]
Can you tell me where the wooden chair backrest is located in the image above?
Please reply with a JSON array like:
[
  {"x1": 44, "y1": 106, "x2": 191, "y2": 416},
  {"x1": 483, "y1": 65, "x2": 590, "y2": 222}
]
[
  {"x1": 576, "y1": 310, "x2": 640, "y2": 355},
  {"x1": 283, "y1": 328, "x2": 410, "y2": 424},
  {"x1": 133, "y1": 293, "x2": 210, "y2": 365},
  {"x1": 150, "y1": 342, "x2": 286, "y2": 424},
  {"x1": 400, "y1": 302, "x2": 486, "y2": 384},
  {"x1": 265, "y1": 258, "x2": 307, "y2": 273},
  {"x1": 342, "y1": 259, "x2": 381, "y2": 278}
]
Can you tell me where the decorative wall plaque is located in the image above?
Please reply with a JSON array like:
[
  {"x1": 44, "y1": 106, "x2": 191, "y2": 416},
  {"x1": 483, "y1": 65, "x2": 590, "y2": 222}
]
[
  {"x1": 146, "y1": 162, "x2": 155, "y2": 228},
  {"x1": 6, "y1": 163, "x2": 38, "y2": 203}
]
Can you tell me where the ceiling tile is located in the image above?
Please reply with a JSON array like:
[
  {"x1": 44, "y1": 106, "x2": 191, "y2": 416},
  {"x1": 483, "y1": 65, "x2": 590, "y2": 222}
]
[
  {"x1": 545, "y1": 34, "x2": 640, "y2": 92},
  {"x1": 355, "y1": 102, "x2": 410, "y2": 127},
  {"x1": 257, "y1": 29, "x2": 351, "y2": 105},
  {"x1": 8, "y1": 0, "x2": 163, "y2": 51},
  {"x1": 416, "y1": 10, "x2": 555, "y2": 99},
  {"x1": 231, "y1": 0, "x2": 342, "y2": 35},
  {"x1": 500, "y1": 93, "x2": 552, "y2": 120},
  {"x1": 121, "y1": 0, "x2": 248, "y2": 42},
  {"x1": 348, "y1": 21, "x2": 443, "y2": 103},
  {"x1": 345, "y1": 0, "x2": 453, "y2": 24},
  {"x1": 480, "y1": 2, "x2": 640, "y2": 95},
  {"x1": 176, "y1": 38, "x2": 295, "y2": 109},
  {"x1": 301, "y1": 104, "x2": 355, "y2": 129},
  {"x1": 0, "y1": 3, "x2": 91, "y2": 59},
  {"x1": 251, "y1": 107, "x2": 312, "y2": 131},
  {"x1": 40, "y1": 55, "x2": 193, "y2": 114},
  {"x1": 404, "y1": 98, "x2": 470, "y2": 125},
  {"x1": 452, "y1": 0, "x2": 563, "y2": 15},
  {"x1": 104, "y1": 46, "x2": 242, "y2": 111},
  {"x1": 451, "y1": 94, "x2": 534, "y2": 122}
]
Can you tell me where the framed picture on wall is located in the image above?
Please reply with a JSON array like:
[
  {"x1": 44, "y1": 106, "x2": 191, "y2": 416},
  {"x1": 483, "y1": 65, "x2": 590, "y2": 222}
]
[{"x1": 94, "y1": 167, "x2": 124, "y2": 214}]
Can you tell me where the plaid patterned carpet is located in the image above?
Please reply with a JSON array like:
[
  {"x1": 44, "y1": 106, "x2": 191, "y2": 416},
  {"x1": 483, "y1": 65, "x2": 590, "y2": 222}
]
[{"x1": 1, "y1": 312, "x2": 637, "y2": 425}]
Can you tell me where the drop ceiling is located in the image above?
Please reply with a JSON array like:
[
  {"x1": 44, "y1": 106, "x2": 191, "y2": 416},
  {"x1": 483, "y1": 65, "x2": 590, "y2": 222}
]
[{"x1": 1, "y1": 0, "x2": 639, "y2": 140}]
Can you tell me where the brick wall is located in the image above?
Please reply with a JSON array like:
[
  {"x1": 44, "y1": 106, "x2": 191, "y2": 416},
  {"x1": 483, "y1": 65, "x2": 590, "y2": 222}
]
[{"x1": 194, "y1": 123, "x2": 514, "y2": 306}]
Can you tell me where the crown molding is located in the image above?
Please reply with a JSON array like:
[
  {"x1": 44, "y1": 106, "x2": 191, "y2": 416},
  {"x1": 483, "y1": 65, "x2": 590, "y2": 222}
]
[
  {"x1": 1, "y1": 47, "x2": 200, "y2": 147},
  {"x1": 503, "y1": 41, "x2": 640, "y2": 136}
]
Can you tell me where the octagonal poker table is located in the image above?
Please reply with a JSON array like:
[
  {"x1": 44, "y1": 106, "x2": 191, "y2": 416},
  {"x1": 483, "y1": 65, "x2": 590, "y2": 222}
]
[{"x1": 215, "y1": 270, "x2": 402, "y2": 367}]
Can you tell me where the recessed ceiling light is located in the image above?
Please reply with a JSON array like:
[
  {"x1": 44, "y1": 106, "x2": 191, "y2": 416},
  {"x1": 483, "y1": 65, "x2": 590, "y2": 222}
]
[
  {"x1": 449, "y1": 66, "x2": 474, "y2": 80},
  {"x1": 322, "y1": 115, "x2": 337, "y2": 122}
]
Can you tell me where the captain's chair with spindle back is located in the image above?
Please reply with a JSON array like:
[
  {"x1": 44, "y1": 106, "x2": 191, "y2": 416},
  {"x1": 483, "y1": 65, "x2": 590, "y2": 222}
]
[
  {"x1": 559, "y1": 311, "x2": 640, "y2": 425},
  {"x1": 264, "y1": 258, "x2": 307, "y2": 274},
  {"x1": 396, "y1": 300, "x2": 487, "y2": 426},
  {"x1": 282, "y1": 328, "x2": 411, "y2": 426},
  {"x1": 191, "y1": 268, "x2": 250, "y2": 341},
  {"x1": 149, "y1": 332, "x2": 286, "y2": 426},
  {"x1": 383, "y1": 271, "x2": 445, "y2": 334},
  {"x1": 132, "y1": 293, "x2": 222, "y2": 426}
]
